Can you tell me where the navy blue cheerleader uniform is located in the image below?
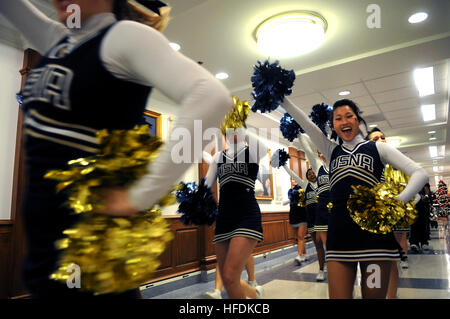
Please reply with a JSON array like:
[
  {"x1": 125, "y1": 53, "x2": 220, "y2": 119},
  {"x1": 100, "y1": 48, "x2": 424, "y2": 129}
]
[
  {"x1": 305, "y1": 183, "x2": 318, "y2": 233},
  {"x1": 288, "y1": 185, "x2": 307, "y2": 227},
  {"x1": 314, "y1": 165, "x2": 330, "y2": 232},
  {"x1": 213, "y1": 147, "x2": 264, "y2": 243},
  {"x1": 326, "y1": 141, "x2": 400, "y2": 262},
  {"x1": 20, "y1": 24, "x2": 149, "y2": 297}
]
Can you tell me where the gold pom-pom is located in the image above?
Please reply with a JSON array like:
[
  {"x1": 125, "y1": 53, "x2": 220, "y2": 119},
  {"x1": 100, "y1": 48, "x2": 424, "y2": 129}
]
[
  {"x1": 50, "y1": 208, "x2": 173, "y2": 295},
  {"x1": 297, "y1": 189, "x2": 306, "y2": 207},
  {"x1": 45, "y1": 125, "x2": 176, "y2": 294},
  {"x1": 220, "y1": 96, "x2": 250, "y2": 136},
  {"x1": 347, "y1": 166, "x2": 418, "y2": 234}
]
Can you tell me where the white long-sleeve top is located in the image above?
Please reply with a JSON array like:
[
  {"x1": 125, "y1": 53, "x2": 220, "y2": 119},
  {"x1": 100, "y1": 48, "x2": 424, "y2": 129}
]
[
  {"x1": 298, "y1": 133, "x2": 324, "y2": 173},
  {"x1": 1, "y1": 0, "x2": 232, "y2": 211},
  {"x1": 281, "y1": 97, "x2": 429, "y2": 203},
  {"x1": 204, "y1": 129, "x2": 268, "y2": 189}
]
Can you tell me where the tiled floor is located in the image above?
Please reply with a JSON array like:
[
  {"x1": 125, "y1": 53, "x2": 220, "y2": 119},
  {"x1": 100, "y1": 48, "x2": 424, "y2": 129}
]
[{"x1": 142, "y1": 220, "x2": 450, "y2": 299}]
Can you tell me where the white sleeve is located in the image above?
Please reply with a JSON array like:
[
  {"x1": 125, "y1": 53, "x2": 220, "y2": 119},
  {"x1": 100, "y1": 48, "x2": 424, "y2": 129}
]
[
  {"x1": 0, "y1": 0, "x2": 68, "y2": 54},
  {"x1": 376, "y1": 142, "x2": 429, "y2": 203},
  {"x1": 246, "y1": 129, "x2": 268, "y2": 164},
  {"x1": 205, "y1": 152, "x2": 221, "y2": 189},
  {"x1": 281, "y1": 97, "x2": 337, "y2": 162},
  {"x1": 298, "y1": 134, "x2": 322, "y2": 172},
  {"x1": 283, "y1": 165, "x2": 307, "y2": 189},
  {"x1": 101, "y1": 22, "x2": 232, "y2": 210}
]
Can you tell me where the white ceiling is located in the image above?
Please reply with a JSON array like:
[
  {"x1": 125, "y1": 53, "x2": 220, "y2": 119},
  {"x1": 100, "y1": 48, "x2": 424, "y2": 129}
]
[{"x1": 1, "y1": 0, "x2": 449, "y2": 189}]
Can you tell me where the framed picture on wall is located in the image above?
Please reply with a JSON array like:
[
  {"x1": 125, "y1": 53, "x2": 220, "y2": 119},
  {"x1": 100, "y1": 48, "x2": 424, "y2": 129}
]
[
  {"x1": 255, "y1": 149, "x2": 274, "y2": 200},
  {"x1": 143, "y1": 110, "x2": 162, "y2": 138}
]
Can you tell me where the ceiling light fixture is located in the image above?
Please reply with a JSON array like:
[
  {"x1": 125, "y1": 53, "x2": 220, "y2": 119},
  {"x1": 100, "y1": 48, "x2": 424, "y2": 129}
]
[
  {"x1": 408, "y1": 12, "x2": 428, "y2": 24},
  {"x1": 428, "y1": 130, "x2": 436, "y2": 134},
  {"x1": 369, "y1": 124, "x2": 378, "y2": 128},
  {"x1": 413, "y1": 67, "x2": 435, "y2": 97},
  {"x1": 421, "y1": 104, "x2": 436, "y2": 121},
  {"x1": 429, "y1": 137, "x2": 437, "y2": 141},
  {"x1": 215, "y1": 72, "x2": 229, "y2": 80},
  {"x1": 429, "y1": 145, "x2": 438, "y2": 158},
  {"x1": 169, "y1": 42, "x2": 181, "y2": 51},
  {"x1": 255, "y1": 11, "x2": 327, "y2": 58},
  {"x1": 338, "y1": 90, "x2": 351, "y2": 96}
]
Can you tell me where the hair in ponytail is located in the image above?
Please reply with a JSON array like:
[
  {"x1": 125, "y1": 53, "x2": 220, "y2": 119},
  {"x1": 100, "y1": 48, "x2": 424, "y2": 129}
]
[{"x1": 113, "y1": 0, "x2": 171, "y2": 31}]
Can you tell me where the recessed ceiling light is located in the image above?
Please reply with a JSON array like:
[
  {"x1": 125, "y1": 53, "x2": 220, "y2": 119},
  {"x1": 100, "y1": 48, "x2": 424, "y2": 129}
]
[
  {"x1": 421, "y1": 104, "x2": 436, "y2": 122},
  {"x1": 369, "y1": 124, "x2": 378, "y2": 128},
  {"x1": 338, "y1": 90, "x2": 351, "y2": 96},
  {"x1": 255, "y1": 11, "x2": 327, "y2": 58},
  {"x1": 215, "y1": 72, "x2": 229, "y2": 80},
  {"x1": 386, "y1": 138, "x2": 401, "y2": 148},
  {"x1": 429, "y1": 137, "x2": 437, "y2": 141},
  {"x1": 413, "y1": 67, "x2": 434, "y2": 97},
  {"x1": 408, "y1": 12, "x2": 428, "y2": 24},
  {"x1": 169, "y1": 42, "x2": 181, "y2": 51},
  {"x1": 428, "y1": 130, "x2": 436, "y2": 134},
  {"x1": 429, "y1": 145, "x2": 438, "y2": 158}
]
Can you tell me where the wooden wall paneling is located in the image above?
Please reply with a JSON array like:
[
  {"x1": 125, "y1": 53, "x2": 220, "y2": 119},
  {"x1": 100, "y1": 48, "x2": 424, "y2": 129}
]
[
  {"x1": 0, "y1": 223, "x2": 13, "y2": 298},
  {"x1": 7, "y1": 49, "x2": 42, "y2": 299}
]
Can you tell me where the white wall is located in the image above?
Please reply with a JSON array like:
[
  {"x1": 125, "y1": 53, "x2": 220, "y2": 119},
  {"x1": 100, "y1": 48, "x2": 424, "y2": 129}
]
[
  {"x1": 254, "y1": 133, "x2": 294, "y2": 213},
  {"x1": 0, "y1": 43, "x2": 22, "y2": 220}
]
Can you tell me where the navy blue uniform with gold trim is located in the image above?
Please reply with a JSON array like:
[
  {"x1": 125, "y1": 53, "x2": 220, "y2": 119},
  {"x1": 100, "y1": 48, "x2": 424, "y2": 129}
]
[
  {"x1": 21, "y1": 24, "x2": 150, "y2": 297},
  {"x1": 288, "y1": 185, "x2": 307, "y2": 227},
  {"x1": 315, "y1": 165, "x2": 330, "y2": 232},
  {"x1": 326, "y1": 141, "x2": 400, "y2": 261},
  {"x1": 305, "y1": 183, "x2": 317, "y2": 233},
  {"x1": 213, "y1": 147, "x2": 264, "y2": 243}
]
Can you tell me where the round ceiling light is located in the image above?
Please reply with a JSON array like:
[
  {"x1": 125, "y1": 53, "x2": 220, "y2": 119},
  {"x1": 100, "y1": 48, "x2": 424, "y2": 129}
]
[
  {"x1": 215, "y1": 72, "x2": 229, "y2": 80},
  {"x1": 408, "y1": 12, "x2": 428, "y2": 24},
  {"x1": 169, "y1": 42, "x2": 181, "y2": 51},
  {"x1": 255, "y1": 11, "x2": 327, "y2": 58}
]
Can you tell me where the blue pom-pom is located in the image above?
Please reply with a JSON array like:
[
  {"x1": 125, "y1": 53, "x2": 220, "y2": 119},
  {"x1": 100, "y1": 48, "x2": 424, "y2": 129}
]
[
  {"x1": 280, "y1": 113, "x2": 304, "y2": 142},
  {"x1": 288, "y1": 185, "x2": 301, "y2": 205},
  {"x1": 250, "y1": 60, "x2": 295, "y2": 113},
  {"x1": 278, "y1": 149, "x2": 290, "y2": 168},
  {"x1": 16, "y1": 92, "x2": 23, "y2": 106},
  {"x1": 309, "y1": 103, "x2": 331, "y2": 136},
  {"x1": 176, "y1": 178, "x2": 218, "y2": 226}
]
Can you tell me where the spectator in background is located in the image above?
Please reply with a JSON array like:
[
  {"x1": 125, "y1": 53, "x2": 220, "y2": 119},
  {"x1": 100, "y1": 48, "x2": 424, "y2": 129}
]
[{"x1": 410, "y1": 183, "x2": 432, "y2": 253}]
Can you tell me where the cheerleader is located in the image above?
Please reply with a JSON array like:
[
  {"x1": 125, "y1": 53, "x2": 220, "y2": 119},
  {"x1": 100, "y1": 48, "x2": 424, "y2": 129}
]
[
  {"x1": 271, "y1": 150, "x2": 325, "y2": 280},
  {"x1": 367, "y1": 127, "x2": 408, "y2": 298},
  {"x1": 281, "y1": 98, "x2": 428, "y2": 298},
  {"x1": 281, "y1": 183, "x2": 308, "y2": 264},
  {"x1": 1, "y1": 0, "x2": 231, "y2": 298},
  {"x1": 299, "y1": 133, "x2": 330, "y2": 280},
  {"x1": 204, "y1": 127, "x2": 264, "y2": 299}
]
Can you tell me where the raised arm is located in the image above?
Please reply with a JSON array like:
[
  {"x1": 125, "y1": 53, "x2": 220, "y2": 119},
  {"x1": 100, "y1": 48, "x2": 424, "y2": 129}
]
[
  {"x1": 103, "y1": 21, "x2": 232, "y2": 211},
  {"x1": 204, "y1": 152, "x2": 221, "y2": 189},
  {"x1": 246, "y1": 128, "x2": 268, "y2": 164},
  {"x1": 282, "y1": 165, "x2": 308, "y2": 189},
  {"x1": 0, "y1": 0, "x2": 68, "y2": 54},
  {"x1": 298, "y1": 134, "x2": 322, "y2": 173},
  {"x1": 376, "y1": 142, "x2": 429, "y2": 203},
  {"x1": 281, "y1": 98, "x2": 336, "y2": 162}
]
